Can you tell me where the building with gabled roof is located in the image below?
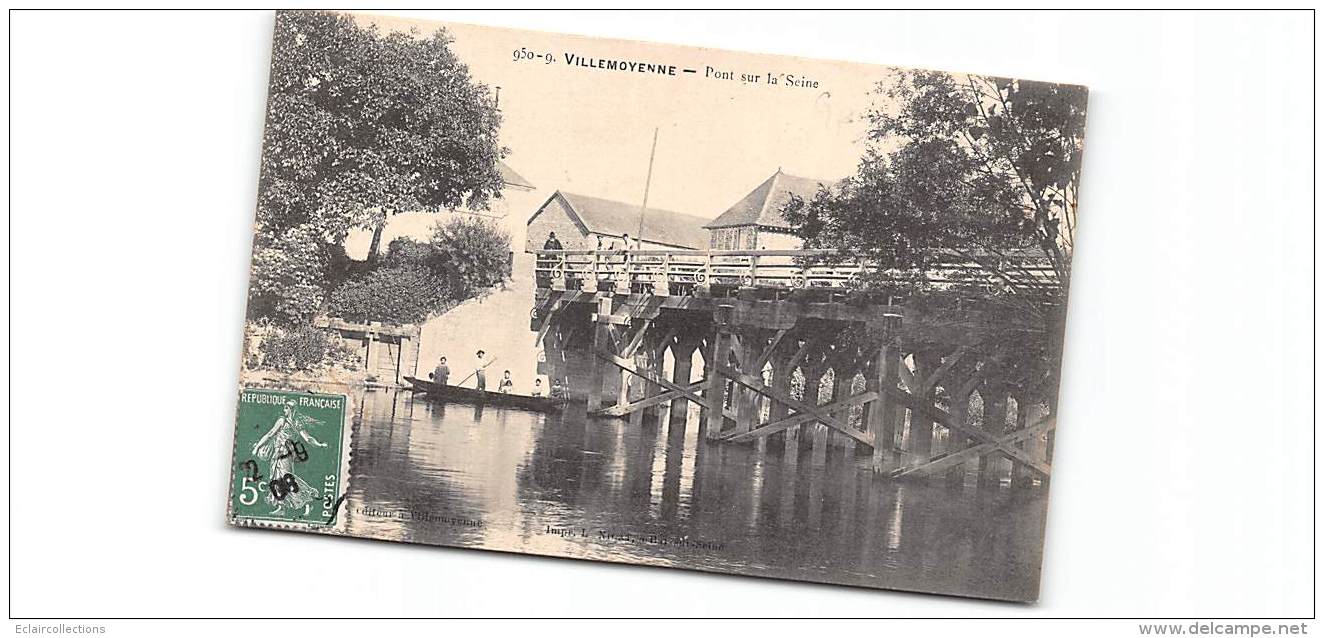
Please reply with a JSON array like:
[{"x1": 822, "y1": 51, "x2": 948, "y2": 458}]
[
  {"x1": 524, "y1": 190, "x2": 710, "y2": 252},
  {"x1": 496, "y1": 160, "x2": 536, "y2": 191},
  {"x1": 704, "y1": 169, "x2": 834, "y2": 250}
]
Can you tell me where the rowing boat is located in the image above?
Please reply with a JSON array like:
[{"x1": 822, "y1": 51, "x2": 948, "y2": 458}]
[{"x1": 403, "y1": 376, "x2": 564, "y2": 413}]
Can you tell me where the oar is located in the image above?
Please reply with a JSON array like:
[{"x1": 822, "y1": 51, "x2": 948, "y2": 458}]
[{"x1": 454, "y1": 357, "x2": 499, "y2": 388}]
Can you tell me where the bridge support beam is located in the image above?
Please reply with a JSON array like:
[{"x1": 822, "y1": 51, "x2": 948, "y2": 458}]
[
  {"x1": 907, "y1": 351, "x2": 940, "y2": 464},
  {"x1": 979, "y1": 390, "x2": 1009, "y2": 487},
  {"x1": 668, "y1": 336, "x2": 700, "y2": 431},
  {"x1": 530, "y1": 273, "x2": 1057, "y2": 490},
  {"x1": 586, "y1": 294, "x2": 613, "y2": 413},
  {"x1": 945, "y1": 385, "x2": 972, "y2": 488},
  {"x1": 703, "y1": 318, "x2": 733, "y2": 439},
  {"x1": 867, "y1": 338, "x2": 902, "y2": 472},
  {"x1": 1011, "y1": 396, "x2": 1036, "y2": 489},
  {"x1": 832, "y1": 369, "x2": 856, "y2": 462}
]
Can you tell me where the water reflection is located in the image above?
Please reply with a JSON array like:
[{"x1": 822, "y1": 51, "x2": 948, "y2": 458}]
[{"x1": 343, "y1": 389, "x2": 1046, "y2": 601}]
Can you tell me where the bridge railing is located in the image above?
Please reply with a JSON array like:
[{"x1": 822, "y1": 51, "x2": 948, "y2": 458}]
[{"x1": 533, "y1": 249, "x2": 1058, "y2": 294}]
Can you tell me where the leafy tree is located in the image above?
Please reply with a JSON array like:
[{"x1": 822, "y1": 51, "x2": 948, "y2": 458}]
[
  {"x1": 428, "y1": 216, "x2": 512, "y2": 299},
  {"x1": 326, "y1": 263, "x2": 450, "y2": 325},
  {"x1": 257, "y1": 10, "x2": 507, "y2": 262},
  {"x1": 786, "y1": 71, "x2": 1086, "y2": 300},
  {"x1": 325, "y1": 217, "x2": 511, "y2": 325},
  {"x1": 247, "y1": 223, "x2": 336, "y2": 325},
  {"x1": 782, "y1": 71, "x2": 1087, "y2": 404}
]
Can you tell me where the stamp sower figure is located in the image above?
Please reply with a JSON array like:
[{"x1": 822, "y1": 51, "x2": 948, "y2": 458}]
[
  {"x1": 251, "y1": 403, "x2": 328, "y2": 515},
  {"x1": 474, "y1": 350, "x2": 489, "y2": 391},
  {"x1": 431, "y1": 356, "x2": 450, "y2": 386},
  {"x1": 499, "y1": 370, "x2": 514, "y2": 394}
]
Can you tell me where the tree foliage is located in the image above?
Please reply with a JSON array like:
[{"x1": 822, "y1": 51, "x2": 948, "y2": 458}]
[
  {"x1": 326, "y1": 262, "x2": 450, "y2": 325},
  {"x1": 254, "y1": 323, "x2": 361, "y2": 373},
  {"x1": 784, "y1": 71, "x2": 1086, "y2": 301},
  {"x1": 246, "y1": 10, "x2": 510, "y2": 327},
  {"x1": 428, "y1": 216, "x2": 512, "y2": 299},
  {"x1": 257, "y1": 10, "x2": 507, "y2": 256},
  {"x1": 247, "y1": 223, "x2": 336, "y2": 325},
  {"x1": 782, "y1": 71, "x2": 1088, "y2": 405},
  {"x1": 325, "y1": 217, "x2": 511, "y2": 325}
]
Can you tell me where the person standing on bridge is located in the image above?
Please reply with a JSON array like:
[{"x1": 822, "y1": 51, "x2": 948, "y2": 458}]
[{"x1": 537, "y1": 232, "x2": 562, "y2": 288}]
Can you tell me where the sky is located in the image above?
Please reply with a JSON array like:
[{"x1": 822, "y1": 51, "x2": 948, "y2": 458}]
[{"x1": 354, "y1": 11, "x2": 897, "y2": 222}]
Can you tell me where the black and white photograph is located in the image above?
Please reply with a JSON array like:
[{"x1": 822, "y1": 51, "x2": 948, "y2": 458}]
[
  {"x1": 5, "y1": 7, "x2": 1314, "y2": 633},
  {"x1": 227, "y1": 10, "x2": 1084, "y2": 602}
]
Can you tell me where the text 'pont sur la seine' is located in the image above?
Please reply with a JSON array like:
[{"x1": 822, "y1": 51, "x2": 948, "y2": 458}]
[{"x1": 512, "y1": 48, "x2": 822, "y2": 89}]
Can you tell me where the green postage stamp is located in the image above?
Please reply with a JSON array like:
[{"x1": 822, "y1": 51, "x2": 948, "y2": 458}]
[{"x1": 229, "y1": 388, "x2": 348, "y2": 527}]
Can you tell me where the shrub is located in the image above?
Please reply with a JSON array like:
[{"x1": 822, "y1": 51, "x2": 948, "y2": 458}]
[
  {"x1": 429, "y1": 216, "x2": 511, "y2": 298},
  {"x1": 247, "y1": 223, "x2": 333, "y2": 325},
  {"x1": 325, "y1": 218, "x2": 510, "y2": 325},
  {"x1": 256, "y1": 323, "x2": 359, "y2": 373},
  {"x1": 326, "y1": 265, "x2": 450, "y2": 325}
]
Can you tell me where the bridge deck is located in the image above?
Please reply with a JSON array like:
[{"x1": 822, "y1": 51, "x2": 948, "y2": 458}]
[{"x1": 533, "y1": 248, "x2": 1058, "y2": 293}]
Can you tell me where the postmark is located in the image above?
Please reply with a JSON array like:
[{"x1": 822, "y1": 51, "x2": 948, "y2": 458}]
[{"x1": 230, "y1": 389, "x2": 347, "y2": 527}]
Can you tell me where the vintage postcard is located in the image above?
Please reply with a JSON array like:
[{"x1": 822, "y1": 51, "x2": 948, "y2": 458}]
[{"x1": 229, "y1": 10, "x2": 1087, "y2": 602}]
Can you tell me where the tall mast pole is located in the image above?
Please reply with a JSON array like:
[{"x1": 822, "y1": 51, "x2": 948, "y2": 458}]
[{"x1": 636, "y1": 127, "x2": 659, "y2": 243}]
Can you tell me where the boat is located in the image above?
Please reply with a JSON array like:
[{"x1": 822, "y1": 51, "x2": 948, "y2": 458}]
[{"x1": 403, "y1": 376, "x2": 565, "y2": 413}]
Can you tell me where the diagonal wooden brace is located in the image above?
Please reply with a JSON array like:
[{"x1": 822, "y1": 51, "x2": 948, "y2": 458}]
[
  {"x1": 620, "y1": 320, "x2": 652, "y2": 357},
  {"x1": 883, "y1": 385, "x2": 1054, "y2": 476},
  {"x1": 918, "y1": 347, "x2": 968, "y2": 394},
  {"x1": 533, "y1": 292, "x2": 568, "y2": 347},
  {"x1": 722, "y1": 390, "x2": 878, "y2": 443},
  {"x1": 597, "y1": 350, "x2": 737, "y2": 422},
  {"x1": 594, "y1": 379, "x2": 711, "y2": 417},
  {"x1": 888, "y1": 415, "x2": 1054, "y2": 479},
  {"x1": 715, "y1": 363, "x2": 873, "y2": 447},
  {"x1": 752, "y1": 328, "x2": 790, "y2": 371}
]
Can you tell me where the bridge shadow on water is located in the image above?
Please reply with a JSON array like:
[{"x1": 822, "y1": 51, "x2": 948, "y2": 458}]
[{"x1": 343, "y1": 389, "x2": 1047, "y2": 602}]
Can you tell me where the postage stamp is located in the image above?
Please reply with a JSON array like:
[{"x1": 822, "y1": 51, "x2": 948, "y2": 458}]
[{"x1": 229, "y1": 388, "x2": 348, "y2": 527}]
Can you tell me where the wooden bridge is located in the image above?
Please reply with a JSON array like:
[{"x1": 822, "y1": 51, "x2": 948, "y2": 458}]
[{"x1": 531, "y1": 249, "x2": 1058, "y2": 487}]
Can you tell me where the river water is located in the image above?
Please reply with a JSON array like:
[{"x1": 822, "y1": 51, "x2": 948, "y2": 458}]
[{"x1": 338, "y1": 388, "x2": 1048, "y2": 602}]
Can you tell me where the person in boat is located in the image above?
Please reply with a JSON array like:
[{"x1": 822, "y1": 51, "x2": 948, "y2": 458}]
[
  {"x1": 429, "y1": 356, "x2": 450, "y2": 386},
  {"x1": 531, "y1": 378, "x2": 544, "y2": 397},
  {"x1": 498, "y1": 370, "x2": 514, "y2": 394},
  {"x1": 550, "y1": 378, "x2": 565, "y2": 400},
  {"x1": 474, "y1": 350, "x2": 489, "y2": 391}
]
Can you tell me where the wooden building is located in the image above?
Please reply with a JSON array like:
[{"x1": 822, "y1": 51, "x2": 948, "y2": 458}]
[
  {"x1": 704, "y1": 170, "x2": 833, "y2": 250},
  {"x1": 525, "y1": 190, "x2": 710, "y2": 253}
]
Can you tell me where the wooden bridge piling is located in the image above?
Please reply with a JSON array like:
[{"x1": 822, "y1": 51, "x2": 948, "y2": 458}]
[
  {"x1": 667, "y1": 335, "x2": 699, "y2": 432},
  {"x1": 980, "y1": 390, "x2": 1010, "y2": 487},
  {"x1": 532, "y1": 248, "x2": 1058, "y2": 491}
]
